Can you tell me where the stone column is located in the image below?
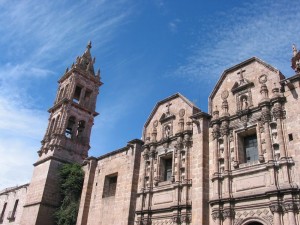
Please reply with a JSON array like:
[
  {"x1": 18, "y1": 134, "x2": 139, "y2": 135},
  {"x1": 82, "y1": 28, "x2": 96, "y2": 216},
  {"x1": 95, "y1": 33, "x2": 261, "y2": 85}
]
[
  {"x1": 261, "y1": 108, "x2": 273, "y2": 161},
  {"x1": 212, "y1": 124, "x2": 220, "y2": 174},
  {"x1": 256, "y1": 123, "x2": 264, "y2": 162},
  {"x1": 284, "y1": 202, "x2": 297, "y2": 225},
  {"x1": 176, "y1": 139, "x2": 182, "y2": 182},
  {"x1": 221, "y1": 124, "x2": 229, "y2": 171},
  {"x1": 270, "y1": 203, "x2": 282, "y2": 225},
  {"x1": 273, "y1": 103, "x2": 286, "y2": 159},
  {"x1": 211, "y1": 209, "x2": 222, "y2": 225},
  {"x1": 79, "y1": 87, "x2": 86, "y2": 104},
  {"x1": 149, "y1": 145, "x2": 156, "y2": 189},
  {"x1": 141, "y1": 147, "x2": 149, "y2": 190},
  {"x1": 223, "y1": 208, "x2": 233, "y2": 225}
]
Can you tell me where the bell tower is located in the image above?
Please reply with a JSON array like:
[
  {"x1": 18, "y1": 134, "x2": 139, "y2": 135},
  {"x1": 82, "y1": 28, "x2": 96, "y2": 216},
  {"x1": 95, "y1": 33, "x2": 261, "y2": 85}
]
[{"x1": 21, "y1": 42, "x2": 102, "y2": 225}]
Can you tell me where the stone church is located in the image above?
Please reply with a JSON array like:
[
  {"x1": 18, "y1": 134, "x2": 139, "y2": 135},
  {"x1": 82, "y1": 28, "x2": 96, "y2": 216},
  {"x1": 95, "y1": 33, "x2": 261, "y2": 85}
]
[{"x1": 1, "y1": 42, "x2": 300, "y2": 225}]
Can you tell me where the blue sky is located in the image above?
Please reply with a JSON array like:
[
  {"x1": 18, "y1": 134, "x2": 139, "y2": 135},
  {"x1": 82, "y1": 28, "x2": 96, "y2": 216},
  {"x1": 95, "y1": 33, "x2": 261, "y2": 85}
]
[{"x1": 1, "y1": 0, "x2": 300, "y2": 189}]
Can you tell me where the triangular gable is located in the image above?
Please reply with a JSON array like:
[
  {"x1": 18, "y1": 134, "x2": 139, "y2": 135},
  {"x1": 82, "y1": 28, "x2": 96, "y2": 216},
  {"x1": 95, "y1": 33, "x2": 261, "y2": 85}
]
[
  {"x1": 208, "y1": 57, "x2": 284, "y2": 113},
  {"x1": 144, "y1": 93, "x2": 201, "y2": 128}
]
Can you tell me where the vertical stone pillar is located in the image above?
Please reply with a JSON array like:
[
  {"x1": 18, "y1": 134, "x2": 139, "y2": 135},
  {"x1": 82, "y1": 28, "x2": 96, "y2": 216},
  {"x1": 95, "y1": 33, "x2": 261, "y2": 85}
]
[
  {"x1": 76, "y1": 157, "x2": 97, "y2": 225},
  {"x1": 261, "y1": 107, "x2": 273, "y2": 161},
  {"x1": 284, "y1": 202, "x2": 297, "y2": 225},
  {"x1": 223, "y1": 208, "x2": 233, "y2": 225},
  {"x1": 176, "y1": 140, "x2": 182, "y2": 182},
  {"x1": 256, "y1": 123, "x2": 264, "y2": 162},
  {"x1": 272, "y1": 103, "x2": 286, "y2": 159},
  {"x1": 141, "y1": 147, "x2": 149, "y2": 190},
  {"x1": 212, "y1": 124, "x2": 220, "y2": 174},
  {"x1": 211, "y1": 209, "x2": 222, "y2": 225},
  {"x1": 270, "y1": 203, "x2": 282, "y2": 225}
]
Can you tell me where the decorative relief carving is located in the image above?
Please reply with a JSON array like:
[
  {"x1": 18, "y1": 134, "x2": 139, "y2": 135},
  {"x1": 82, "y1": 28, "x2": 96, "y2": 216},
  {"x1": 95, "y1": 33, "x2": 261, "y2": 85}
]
[
  {"x1": 283, "y1": 202, "x2": 298, "y2": 212},
  {"x1": 223, "y1": 209, "x2": 235, "y2": 219},
  {"x1": 179, "y1": 108, "x2": 185, "y2": 118},
  {"x1": 261, "y1": 110, "x2": 271, "y2": 124},
  {"x1": 212, "y1": 125, "x2": 220, "y2": 140},
  {"x1": 153, "y1": 120, "x2": 158, "y2": 128},
  {"x1": 269, "y1": 203, "x2": 283, "y2": 213},
  {"x1": 259, "y1": 74, "x2": 268, "y2": 84},
  {"x1": 212, "y1": 210, "x2": 222, "y2": 221},
  {"x1": 221, "y1": 90, "x2": 229, "y2": 100},
  {"x1": 234, "y1": 209, "x2": 273, "y2": 225}
]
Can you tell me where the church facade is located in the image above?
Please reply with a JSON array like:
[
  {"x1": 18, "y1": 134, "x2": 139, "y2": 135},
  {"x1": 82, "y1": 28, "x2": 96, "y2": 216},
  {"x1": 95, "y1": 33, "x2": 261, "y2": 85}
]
[{"x1": 1, "y1": 43, "x2": 300, "y2": 225}]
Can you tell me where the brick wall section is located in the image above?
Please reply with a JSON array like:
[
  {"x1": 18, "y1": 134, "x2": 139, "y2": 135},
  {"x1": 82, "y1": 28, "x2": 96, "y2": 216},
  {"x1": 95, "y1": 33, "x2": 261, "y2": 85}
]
[
  {"x1": 84, "y1": 139, "x2": 142, "y2": 225},
  {"x1": 20, "y1": 159, "x2": 63, "y2": 225}
]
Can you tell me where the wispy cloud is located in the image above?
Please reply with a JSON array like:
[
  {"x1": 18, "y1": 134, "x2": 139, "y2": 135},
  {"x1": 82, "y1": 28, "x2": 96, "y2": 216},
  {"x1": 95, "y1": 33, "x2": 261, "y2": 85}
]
[
  {"x1": 0, "y1": 0, "x2": 134, "y2": 189},
  {"x1": 175, "y1": 1, "x2": 300, "y2": 82},
  {"x1": 168, "y1": 19, "x2": 181, "y2": 33}
]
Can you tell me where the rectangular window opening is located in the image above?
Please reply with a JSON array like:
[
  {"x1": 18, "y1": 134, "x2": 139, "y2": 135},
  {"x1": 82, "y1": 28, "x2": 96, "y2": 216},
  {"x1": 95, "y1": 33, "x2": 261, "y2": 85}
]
[
  {"x1": 102, "y1": 173, "x2": 118, "y2": 198},
  {"x1": 289, "y1": 133, "x2": 293, "y2": 141},
  {"x1": 160, "y1": 157, "x2": 173, "y2": 181},
  {"x1": 73, "y1": 86, "x2": 82, "y2": 103},
  {"x1": 243, "y1": 134, "x2": 258, "y2": 163},
  {"x1": 0, "y1": 202, "x2": 7, "y2": 223}
]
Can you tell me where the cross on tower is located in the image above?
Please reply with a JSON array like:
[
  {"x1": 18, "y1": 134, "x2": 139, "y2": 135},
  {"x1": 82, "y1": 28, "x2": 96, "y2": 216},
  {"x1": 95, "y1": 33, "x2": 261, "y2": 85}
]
[
  {"x1": 237, "y1": 68, "x2": 246, "y2": 84},
  {"x1": 166, "y1": 102, "x2": 172, "y2": 115}
]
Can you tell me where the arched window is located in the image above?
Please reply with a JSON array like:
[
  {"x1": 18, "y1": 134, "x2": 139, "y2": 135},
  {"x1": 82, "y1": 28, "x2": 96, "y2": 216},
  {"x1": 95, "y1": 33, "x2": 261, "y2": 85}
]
[{"x1": 65, "y1": 116, "x2": 76, "y2": 138}]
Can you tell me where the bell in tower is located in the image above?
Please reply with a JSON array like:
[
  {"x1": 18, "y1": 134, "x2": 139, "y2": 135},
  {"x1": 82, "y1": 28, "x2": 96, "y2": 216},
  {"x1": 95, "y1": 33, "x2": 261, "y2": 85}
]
[{"x1": 21, "y1": 42, "x2": 102, "y2": 225}]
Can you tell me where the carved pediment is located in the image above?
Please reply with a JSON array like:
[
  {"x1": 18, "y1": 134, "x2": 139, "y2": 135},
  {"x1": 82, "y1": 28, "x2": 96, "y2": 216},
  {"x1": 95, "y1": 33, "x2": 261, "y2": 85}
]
[
  {"x1": 231, "y1": 80, "x2": 254, "y2": 94},
  {"x1": 159, "y1": 112, "x2": 176, "y2": 123}
]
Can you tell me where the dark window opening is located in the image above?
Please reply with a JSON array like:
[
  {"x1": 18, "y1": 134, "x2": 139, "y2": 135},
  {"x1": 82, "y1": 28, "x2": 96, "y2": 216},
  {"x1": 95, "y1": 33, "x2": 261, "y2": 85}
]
[
  {"x1": 160, "y1": 157, "x2": 172, "y2": 181},
  {"x1": 73, "y1": 86, "x2": 82, "y2": 103},
  {"x1": 103, "y1": 174, "x2": 118, "y2": 198},
  {"x1": 244, "y1": 135, "x2": 258, "y2": 163},
  {"x1": 0, "y1": 202, "x2": 7, "y2": 223},
  {"x1": 7, "y1": 199, "x2": 18, "y2": 221},
  {"x1": 289, "y1": 133, "x2": 293, "y2": 141},
  {"x1": 65, "y1": 116, "x2": 76, "y2": 138},
  {"x1": 52, "y1": 116, "x2": 60, "y2": 134}
]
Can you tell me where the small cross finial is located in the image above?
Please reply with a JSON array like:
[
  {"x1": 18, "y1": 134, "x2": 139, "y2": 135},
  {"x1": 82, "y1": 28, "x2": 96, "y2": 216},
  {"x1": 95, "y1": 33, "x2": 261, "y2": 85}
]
[{"x1": 237, "y1": 68, "x2": 246, "y2": 84}]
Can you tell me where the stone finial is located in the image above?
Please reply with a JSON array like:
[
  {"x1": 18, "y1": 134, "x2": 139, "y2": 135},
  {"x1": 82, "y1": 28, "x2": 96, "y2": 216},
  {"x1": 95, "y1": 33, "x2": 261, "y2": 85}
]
[
  {"x1": 87, "y1": 40, "x2": 92, "y2": 50},
  {"x1": 96, "y1": 69, "x2": 101, "y2": 77},
  {"x1": 293, "y1": 44, "x2": 297, "y2": 56},
  {"x1": 65, "y1": 67, "x2": 69, "y2": 73}
]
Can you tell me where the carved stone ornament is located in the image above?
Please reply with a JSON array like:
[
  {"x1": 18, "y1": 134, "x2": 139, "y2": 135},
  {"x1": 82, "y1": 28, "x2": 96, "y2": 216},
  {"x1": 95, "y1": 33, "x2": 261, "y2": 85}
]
[
  {"x1": 153, "y1": 120, "x2": 158, "y2": 128},
  {"x1": 259, "y1": 74, "x2": 268, "y2": 84},
  {"x1": 269, "y1": 204, "x2": 282, "y2": 214},
  {"x1": 212, "y1": 125, "x2": 220, "y2": 139},
  {"x1": 284, "y1": 202, "x2": 298, "y2": 212},
  {"x1": 223, "y1": 209, "x2": 235, "y2": 219},
  {"x1": 220, "y1": 122, "x2": 229, "y2": 136},
  {"x1": 212, "y1": 210, "x2": 222, "y2": 221},
  {"x1": 179, "y1": 108, "x2": 185, "y2": 118},
  {"x1": 272, "y1": 105, "x2": 284, "y2": 120},
  {"x1": 261, "y1": 110, "x2": 271, "y2": 124},
  {"x1": 221, "y1": 90, "x2": 229, "y2": 100}
]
